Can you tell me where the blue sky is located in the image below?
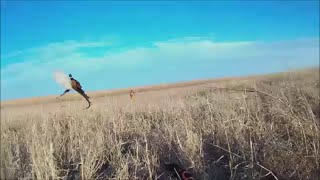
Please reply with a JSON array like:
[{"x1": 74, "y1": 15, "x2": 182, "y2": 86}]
[{"x1": 1, "y1": 1, "x2": 319, "y2": 100}]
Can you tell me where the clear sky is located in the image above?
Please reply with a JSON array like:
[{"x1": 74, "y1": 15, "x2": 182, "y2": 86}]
[{"x1": 1, "y1": 1, "x2": 319, "y2": 100}]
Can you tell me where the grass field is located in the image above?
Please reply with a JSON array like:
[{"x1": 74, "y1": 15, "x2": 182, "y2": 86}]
[{"x1": 1, "y1": 67, "x2": 319, "y2": 180}]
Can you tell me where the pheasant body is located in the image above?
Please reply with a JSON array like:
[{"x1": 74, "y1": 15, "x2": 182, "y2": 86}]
[{"x1": 58, "y1": 74, "x2": 91, "y2": 109}]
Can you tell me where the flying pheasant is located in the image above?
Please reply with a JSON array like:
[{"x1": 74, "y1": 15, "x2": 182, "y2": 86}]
[{"x1": 58, "y1": 73, "x2": 92, "y2": 109}]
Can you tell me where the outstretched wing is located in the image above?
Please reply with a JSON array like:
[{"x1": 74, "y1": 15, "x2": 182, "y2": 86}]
[{"x1": 53, "y1": 71, "x2": 72, "y2": 89}]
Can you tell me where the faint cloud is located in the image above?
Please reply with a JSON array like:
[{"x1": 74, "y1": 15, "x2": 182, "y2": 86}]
[
  {"x1": 1, "y1": 40, "x2": 108, "y2": 60},
  {"x1": 1, "y1": 36, "x2": 319, "y2": 100}
]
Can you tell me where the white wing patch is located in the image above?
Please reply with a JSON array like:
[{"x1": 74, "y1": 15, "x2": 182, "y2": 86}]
[{"x1": 53, "y1": 71, "x2": 72, "y2": 89}]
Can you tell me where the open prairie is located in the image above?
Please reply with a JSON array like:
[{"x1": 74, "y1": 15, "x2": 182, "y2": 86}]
[{"x1": 1, "y1": 68, "x2": 319, "y2": 180}]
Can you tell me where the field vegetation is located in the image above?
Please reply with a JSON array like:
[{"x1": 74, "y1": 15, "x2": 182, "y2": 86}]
[{"x1": 1, "y1": 68, "x2": 319, "y2": 180}]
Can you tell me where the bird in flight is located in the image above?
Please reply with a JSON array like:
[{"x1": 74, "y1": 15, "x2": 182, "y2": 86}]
[{"x1": 54, "y1": 72, "x2": 92, "y2": 109}]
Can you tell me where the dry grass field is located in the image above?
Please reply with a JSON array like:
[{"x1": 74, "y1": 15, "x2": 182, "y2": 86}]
[{"x1": 1, "y1": 67, "x2": 319, "y2": 180}]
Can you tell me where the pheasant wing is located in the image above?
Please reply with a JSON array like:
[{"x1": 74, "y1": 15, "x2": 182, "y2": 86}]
[{"x1": 53, "y1": 71, "x2": 72, "y2": 89}]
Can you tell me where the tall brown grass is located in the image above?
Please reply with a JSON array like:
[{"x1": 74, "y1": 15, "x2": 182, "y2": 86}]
[{"x1": 1, "y1": 68, "x2": 319, "y2": 180}]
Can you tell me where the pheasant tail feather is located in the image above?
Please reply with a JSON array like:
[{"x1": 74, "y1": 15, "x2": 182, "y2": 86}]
[{"x1": 75, "y1": 88, "x2": 91, "y2": 108}]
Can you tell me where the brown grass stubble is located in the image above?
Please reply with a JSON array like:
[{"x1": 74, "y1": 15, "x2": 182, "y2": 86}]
[{"x1": 1, "y1": 68, "x2": 319, "y2": 180}]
